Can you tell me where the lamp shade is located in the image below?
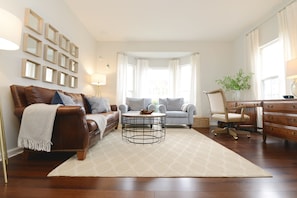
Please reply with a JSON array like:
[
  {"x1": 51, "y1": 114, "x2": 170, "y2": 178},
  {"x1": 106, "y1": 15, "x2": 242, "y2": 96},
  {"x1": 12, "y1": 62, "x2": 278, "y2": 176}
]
[
  {"x1": 0, "y1": 8, "x2": 22, "y2": 50},
  {"x1": 91, "y1": 73, "x2": 106, "y2": 86},
  {"x1": 286, "y1": 58, "x2": 297, "y2": 79}
]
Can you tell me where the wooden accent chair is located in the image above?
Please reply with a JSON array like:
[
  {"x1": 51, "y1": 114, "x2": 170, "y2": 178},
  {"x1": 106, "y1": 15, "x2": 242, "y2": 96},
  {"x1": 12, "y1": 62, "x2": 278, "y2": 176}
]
[{"x1": 204, "y1": 89, "x2": 251, "y2": 140}]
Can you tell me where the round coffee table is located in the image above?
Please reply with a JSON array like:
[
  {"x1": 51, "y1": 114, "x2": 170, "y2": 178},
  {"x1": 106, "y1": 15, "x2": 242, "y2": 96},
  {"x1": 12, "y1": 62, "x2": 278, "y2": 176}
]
[{"x1": 121, "y1": 112, "x2": 166, "y2": 144}]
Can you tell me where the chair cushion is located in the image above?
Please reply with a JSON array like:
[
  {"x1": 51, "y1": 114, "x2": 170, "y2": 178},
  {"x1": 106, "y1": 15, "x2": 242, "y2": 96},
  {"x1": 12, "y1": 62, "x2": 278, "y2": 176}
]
[{"x1": 166, "y1": 111, "x2": 188, "y2": 118}]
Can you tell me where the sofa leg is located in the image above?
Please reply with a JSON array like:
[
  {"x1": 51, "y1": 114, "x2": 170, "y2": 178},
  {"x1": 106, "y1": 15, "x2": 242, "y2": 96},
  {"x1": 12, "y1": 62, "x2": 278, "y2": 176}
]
[{"x1": 77, "y1": 150, "x2": 87, "y2": 160}]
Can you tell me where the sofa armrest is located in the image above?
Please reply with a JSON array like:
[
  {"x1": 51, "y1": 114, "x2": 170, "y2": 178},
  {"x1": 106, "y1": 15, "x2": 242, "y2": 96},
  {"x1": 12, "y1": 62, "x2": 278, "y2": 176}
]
[
  {"x1": 52, "y1": 106, "x2": 89, "y2": 150},
  {"x1": 158, "y1": 104, "x2": 166, "y2": 113},
  {"x1": 119, "y1": 104, "x2": 128, "y2": 113}
]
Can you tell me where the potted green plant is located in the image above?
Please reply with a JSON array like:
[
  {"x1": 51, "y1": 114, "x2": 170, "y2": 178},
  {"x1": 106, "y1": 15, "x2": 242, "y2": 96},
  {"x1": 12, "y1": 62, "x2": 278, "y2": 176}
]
[{"x1": 216, "y1": 69, "x2": 253, "y2": 100}]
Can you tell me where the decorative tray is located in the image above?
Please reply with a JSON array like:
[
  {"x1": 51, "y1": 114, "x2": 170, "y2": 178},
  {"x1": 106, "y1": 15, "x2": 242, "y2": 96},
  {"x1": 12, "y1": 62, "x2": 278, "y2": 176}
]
[{"x1": 140, "y1": 109, "x2": 154, "y2": 114}]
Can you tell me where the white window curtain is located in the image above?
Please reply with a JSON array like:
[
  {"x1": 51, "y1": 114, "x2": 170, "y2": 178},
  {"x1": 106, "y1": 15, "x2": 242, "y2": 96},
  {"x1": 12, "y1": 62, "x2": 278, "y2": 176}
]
[
  {"x1": 278, "y1": 1, "x2": 297, "y2": 61},
  {"x1": 135, "y1": 59, "x2": 149, "y2": 97},
  {"x1": 168, "y1": 53, "x2": 199, "y2": 109},
  {"x1": 168, "y1": 59, "x2": 180, "y2": 97},
  {"x1": 246, "y1": 29, "x2": 260, "y2": 99},
  {"x1": 278, "y1": 0, "x2": 297, "y2": 94},
  {"x1": 116, "y1": 53, "x2": 129, "y2": 105}
]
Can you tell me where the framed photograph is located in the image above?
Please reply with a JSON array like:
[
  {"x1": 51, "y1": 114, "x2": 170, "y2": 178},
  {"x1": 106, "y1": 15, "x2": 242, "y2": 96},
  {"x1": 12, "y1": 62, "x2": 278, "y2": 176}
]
[
  {"x1": 42, "y1": 66, "x2": 57, "y2": 83},
  {"x1": 23, "y1": 33, "x2": 42, "y2": 57},
  {"x1": 24, "y1": 8, "x2": 44, "y2": 34},
  {"x1": 58, "y1": 53, "x2": 69, "y2": 69},
  {"x1": 69, "y1": 59, "x2": 78, "y2": 73},
  {"x1": 44, "y1": 44, "x2": 58, "y2": 64},
  {"x1": 59, "y1": 34, "x2": 70, "y2": 52},
  {"x1": 70, "y1": 42, "x2": 79, "y2": 58},
  {"x1": 45, "y1": 23, "x2": 59, "y2": 44},
  {"x1": 58, "y1": 71, "x2": 68, "y2": 86},
  {"x1": 69, "y1": 75, "x2": 78, "y2": 88},
  {"x1": 21, "y1": 59, "x2": 41, "y2": 80}
]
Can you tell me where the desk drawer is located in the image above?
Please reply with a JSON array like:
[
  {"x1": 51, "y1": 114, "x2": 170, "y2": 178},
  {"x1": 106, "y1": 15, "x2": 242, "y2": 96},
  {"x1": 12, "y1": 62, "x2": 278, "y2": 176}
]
[
  {"x1": 263, "y1": 123, "x2": 297, "y2": 141},
  {"x1": 263, "y1": 101, "x2": 297, "y2": 113},
  {"x1": 263, "y1": 113, "x2": 297, "y2": 127}
]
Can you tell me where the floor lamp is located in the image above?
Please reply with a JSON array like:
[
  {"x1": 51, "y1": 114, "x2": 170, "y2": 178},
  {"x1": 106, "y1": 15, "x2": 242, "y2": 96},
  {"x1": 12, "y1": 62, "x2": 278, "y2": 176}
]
[
  {"x1": 0, "y1": 8, "x2": 22, "y2": 184},
  {"x1": 91, "y1": 73, "x2": 106, "y2": 97}
]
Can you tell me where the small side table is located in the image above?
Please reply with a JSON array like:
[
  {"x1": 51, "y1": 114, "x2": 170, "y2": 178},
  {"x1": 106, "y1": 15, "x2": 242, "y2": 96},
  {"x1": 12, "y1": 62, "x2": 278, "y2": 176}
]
[
  {"x1": 193, "y1": 116, "x2": 209, "y2": 128},
  {"x1": 0, "y1": 106, "x2": 8, "y2": 184}
]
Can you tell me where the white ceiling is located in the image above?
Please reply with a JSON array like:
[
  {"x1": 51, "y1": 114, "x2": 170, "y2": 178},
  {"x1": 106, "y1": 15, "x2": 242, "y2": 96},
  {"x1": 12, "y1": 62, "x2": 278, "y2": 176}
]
[{"x1": 64, "y1": 0, "x2": 286, "y2": 42}]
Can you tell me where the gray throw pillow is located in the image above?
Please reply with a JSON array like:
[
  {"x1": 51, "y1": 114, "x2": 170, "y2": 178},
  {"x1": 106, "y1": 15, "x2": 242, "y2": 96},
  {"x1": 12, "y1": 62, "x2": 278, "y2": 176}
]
[
  {"x1": 51, "y1": 91, "x2": 76, "y2": 106},
  {"x1": 87, "y1": 96, "x2": 111, "y2": 113}
]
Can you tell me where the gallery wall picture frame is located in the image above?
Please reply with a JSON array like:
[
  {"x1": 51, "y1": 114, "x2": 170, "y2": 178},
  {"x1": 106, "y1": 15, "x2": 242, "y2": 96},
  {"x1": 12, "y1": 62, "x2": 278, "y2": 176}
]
[
  {"x1": 42, "y1": 66, "x2": 57, "y2": 84},
  {"x1": 69, "y1": 59, "x2": 78, "y2": 73},
  {"x1": 70, "y1": 42, "x2": 79, "y2": 58},
  {"x1": 59, "y1": 34, "x2": 70, "y2": 52},
  {"x1": 57, "y1": 71, "x2": 68, "y2": 86},
  {"x1": 45, "y1": 23, "x2": 59, "y2": 45},
  {"x1": 44, "y1": 44, "x2": 58, "y2": 64},
  {"x1": 58, "y1": 53, "x2": 69, "y2": 69},
  {"x1": 21, "y1": 59, "x2": 41, "y2": 80},
  {"x1": 24, "y1": 8, "x2": 44, "y2": 34},
  {"x1": 23, "y1": 33, "x2": 42, "y2": 57},
  {"x1": 69, "y1": 75, "x2": 78, "y2": 88}
]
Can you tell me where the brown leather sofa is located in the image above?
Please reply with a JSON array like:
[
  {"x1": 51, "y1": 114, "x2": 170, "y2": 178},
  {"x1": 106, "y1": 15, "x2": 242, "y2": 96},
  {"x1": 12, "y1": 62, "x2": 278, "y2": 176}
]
[{"x1": 10, "y1": 85, "x2": 119, "y2": 160}]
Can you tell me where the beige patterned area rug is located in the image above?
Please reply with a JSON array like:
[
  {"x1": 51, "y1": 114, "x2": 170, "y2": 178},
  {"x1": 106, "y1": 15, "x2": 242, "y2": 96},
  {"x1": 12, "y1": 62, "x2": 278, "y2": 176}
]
[{"x1": 47, "y1": 128, "x2": 271, "y2": 178}]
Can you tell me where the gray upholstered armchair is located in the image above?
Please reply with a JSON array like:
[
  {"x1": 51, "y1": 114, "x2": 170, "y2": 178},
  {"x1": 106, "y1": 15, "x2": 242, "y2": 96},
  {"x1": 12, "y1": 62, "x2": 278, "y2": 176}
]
[
  {"x1": 119, "y1": 97, "x2": 156, "y2": 126},
  {"x1": 158, "y1": 98, "x2": 196, "y2": 128}
]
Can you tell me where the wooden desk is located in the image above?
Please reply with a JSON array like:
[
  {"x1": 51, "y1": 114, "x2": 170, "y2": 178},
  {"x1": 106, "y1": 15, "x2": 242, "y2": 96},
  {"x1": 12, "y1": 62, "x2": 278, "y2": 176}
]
[
  {"x1": 262, "y1": 99, "x2": 297, "y2": 143},
  {"x1": 227, "y1": 99, "x2": 297, "y2": 143}
]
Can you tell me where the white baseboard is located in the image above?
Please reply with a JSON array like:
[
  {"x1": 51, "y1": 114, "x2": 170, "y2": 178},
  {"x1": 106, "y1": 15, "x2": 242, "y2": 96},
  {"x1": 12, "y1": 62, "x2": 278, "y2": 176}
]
[{"x1": 0, "y1": 147, "x2": 23, "y2": 160}]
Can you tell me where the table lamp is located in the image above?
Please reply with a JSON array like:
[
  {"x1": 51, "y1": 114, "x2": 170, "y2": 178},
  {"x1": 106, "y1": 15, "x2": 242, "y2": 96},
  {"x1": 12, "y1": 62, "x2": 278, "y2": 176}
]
[
  {"x1": 286, "y1": 58, "x2": 297, "y2": 97},
  {"x1": 0, "y1": 8, "x2": 22, "y2": 184},
  {"x1": 91, "y1": 73, "x2": 106, "y2": 97}
]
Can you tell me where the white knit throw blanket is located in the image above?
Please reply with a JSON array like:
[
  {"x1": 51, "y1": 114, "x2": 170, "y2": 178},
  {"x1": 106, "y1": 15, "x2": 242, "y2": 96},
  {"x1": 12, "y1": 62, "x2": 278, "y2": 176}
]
[
  {"x1": 18, "y1": 103, "x2": 61, "y2": 152},
  {"x1": 86, "y1": 114, "x2": 107, "y2": 140}
]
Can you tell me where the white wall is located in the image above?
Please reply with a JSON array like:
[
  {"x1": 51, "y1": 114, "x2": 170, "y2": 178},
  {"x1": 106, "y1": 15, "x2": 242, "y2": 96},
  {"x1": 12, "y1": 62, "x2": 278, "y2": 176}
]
[
  {"x1": 0, "y1": 0, "x2": 97, "y2": 157},
  {"x1": 97, "y1": 41, "x2": 234, "y2": 117}
]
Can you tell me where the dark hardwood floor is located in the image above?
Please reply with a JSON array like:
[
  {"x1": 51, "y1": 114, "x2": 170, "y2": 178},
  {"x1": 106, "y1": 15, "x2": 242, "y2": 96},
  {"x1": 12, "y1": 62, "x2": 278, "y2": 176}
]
[{"x1": 1, "y1": 128, "x2": 297, "y2": 198}]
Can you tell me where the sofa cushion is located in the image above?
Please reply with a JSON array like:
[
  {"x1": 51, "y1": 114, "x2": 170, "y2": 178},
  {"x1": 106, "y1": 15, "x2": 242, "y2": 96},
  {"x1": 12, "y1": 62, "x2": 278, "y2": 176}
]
[
  {"x1": 24, "y1": 86, "x2": 56, "y2": 105},
  {"x1": 51, "y1": 91, "x2": 76, "y2": 105},
  {"x1": 166, "y1": 111, "x2": 188, "y2": 118},
  {"x1": 167, "y1": 98, "x2": 184, "y2": 111},
  {"x1": 86, "y1": 96, "x2": 111, "y2": 113}
]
